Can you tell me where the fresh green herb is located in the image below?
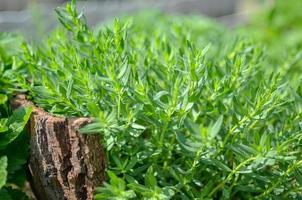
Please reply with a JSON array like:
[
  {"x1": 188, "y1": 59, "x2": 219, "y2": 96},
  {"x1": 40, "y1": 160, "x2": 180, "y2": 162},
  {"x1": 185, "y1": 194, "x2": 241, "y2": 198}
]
[
  {"x1": 14, "y1": 1, "x2": 302, "y2": 199},
  {"x1": 238, "y1": 0, "x2": 302, "y2": 85},
  {"x1": 2, "y1": 0, "x2": 302, "y2": 199}
]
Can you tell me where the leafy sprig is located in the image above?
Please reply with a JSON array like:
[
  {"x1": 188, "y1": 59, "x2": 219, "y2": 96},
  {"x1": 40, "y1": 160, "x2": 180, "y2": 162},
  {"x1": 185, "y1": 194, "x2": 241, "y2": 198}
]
[{"x1": 7, "y1": 0, "x2": 302, "y2": 199}]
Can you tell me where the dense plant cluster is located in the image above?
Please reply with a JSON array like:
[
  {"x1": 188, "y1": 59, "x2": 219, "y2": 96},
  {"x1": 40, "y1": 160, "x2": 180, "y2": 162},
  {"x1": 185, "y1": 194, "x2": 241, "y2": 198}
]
[
  {"x1": 1, "y1": 0, "x2": 302, "y2": 199},
  {"x1": 238, "y1": 0, "x2": 302, "y2": 85},
  {"x1": 0, "y1": 33, "x2": 32, "y2": 199}
]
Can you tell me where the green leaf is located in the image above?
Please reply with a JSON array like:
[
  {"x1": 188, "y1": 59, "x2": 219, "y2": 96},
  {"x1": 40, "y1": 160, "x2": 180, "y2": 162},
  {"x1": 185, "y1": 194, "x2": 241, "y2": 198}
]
[
  {"x1": 209, "y1": 115, "x2": 223, "y2": 139},
  {"x1": 0, "y1": 156, "x2": 8, "y2": 189},
  {"x1": 0, "y1": 187, "x2": 29, "y2": 200},
  {"x1": 0, "y1": 189, "x2": 12, "y2": 200},
  {"x1": 176, "y1": 132, "x2": 199, "y2": 153},
  {"x1": 0, "y1": 94, "x2": 7, "y2": 105},
  {"x1": 162, "y1": 187, "x2": 175, "y2": 198},
  {"x1": 3, "y1": 132, "x2": 29, "y2": 178},
  {"x1": 128, "y1": 182, "x2": 150, "y2": 194},
  {"x1": 5, "y1": 1, "x2": 302, "y2": 199},
  {"x1": 145, "y1": 166, "x2": 157, "y2": 188},
  {"x1": 108, "y1": 171, "x2": 126, "y2": 190},
  {"x1": 131, "y1": 123, "x2": 146, "y2": 130},
  {"x1": 184, "y1": 118, "x2": 200, "y2": 136},
  {"x1": 0, "y1": 106, "x2": 32, "y2": 150},
  {"x1": 0, "y1": 118, "x2": 8, "y2": 133},
  {"x1": 200, "y1": 158, "x2": 231, "y2": 172}
]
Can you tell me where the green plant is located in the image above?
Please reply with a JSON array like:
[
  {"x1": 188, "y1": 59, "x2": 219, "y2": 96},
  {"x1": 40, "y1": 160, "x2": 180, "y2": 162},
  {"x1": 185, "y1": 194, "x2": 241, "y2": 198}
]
[
  {"x1": 238, "y1": 0, "x2": 302, "y2": 86},
  {"x1": 0, "y1": 0, "x2": 300, "y2": 199},
  {"x1": 0, "y1": 33, "x2": 32, "y2": 199},
  {"x1": 12, "y1": 1, "x2": 302, "y2": 199}
]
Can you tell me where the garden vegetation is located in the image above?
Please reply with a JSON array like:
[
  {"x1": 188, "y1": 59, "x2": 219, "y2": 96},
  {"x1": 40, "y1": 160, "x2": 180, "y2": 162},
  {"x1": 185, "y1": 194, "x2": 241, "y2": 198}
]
[{"x1": 1, "y1": 0, "x2": 302, "y2": 199}]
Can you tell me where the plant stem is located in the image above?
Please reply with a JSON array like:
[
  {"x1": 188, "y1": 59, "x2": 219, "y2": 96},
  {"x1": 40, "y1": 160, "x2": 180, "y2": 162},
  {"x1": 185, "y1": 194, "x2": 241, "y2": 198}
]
[{"x1": 208, "y1": 156, "x2": 257, "y2": 197}]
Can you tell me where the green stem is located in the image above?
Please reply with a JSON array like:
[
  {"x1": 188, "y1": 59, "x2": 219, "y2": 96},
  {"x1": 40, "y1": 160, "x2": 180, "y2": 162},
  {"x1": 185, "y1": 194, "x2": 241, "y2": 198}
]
[
  {"x1": 159, "y1": 118, "x2": 169, "y2": 148},
  {"x1": 117, "y1": 93, "x2": 121, "y2": 118},
  {"x1": 256, "y1": 159, "x2": 302, "y2": 198},
  {"x1": 208, "y1": 156, "x2": 257, "y2": 197}
]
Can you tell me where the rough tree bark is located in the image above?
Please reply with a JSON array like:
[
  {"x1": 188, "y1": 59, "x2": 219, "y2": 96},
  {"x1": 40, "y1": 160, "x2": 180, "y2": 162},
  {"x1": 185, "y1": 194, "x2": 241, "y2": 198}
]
[{"x1": 11, "y1": 94, "x2": 106, "y2": 200}]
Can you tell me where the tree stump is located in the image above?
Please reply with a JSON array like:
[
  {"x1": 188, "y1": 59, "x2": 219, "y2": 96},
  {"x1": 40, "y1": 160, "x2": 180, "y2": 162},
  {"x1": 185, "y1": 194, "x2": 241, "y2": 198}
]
[{"x1": 11, "y1": 94, "x2": 106, "y2": 200}]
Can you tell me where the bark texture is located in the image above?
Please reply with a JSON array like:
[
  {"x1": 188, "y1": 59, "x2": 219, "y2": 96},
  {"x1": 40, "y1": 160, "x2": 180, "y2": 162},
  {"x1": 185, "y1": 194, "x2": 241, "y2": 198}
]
[{"x1": 11, "y1": 94, "x2": 106, "y2": 200}]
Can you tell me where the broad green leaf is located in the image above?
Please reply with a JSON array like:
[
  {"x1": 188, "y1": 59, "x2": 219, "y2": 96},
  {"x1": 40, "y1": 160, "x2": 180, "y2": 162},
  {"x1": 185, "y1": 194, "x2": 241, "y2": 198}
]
[
  {"x1": 0, "y1": 106, "x2": 32, "y2": 150},
  {"x1": 0, "y1": 94, "x2": 7, "y2": 105},
  {"x1": 0, "y1": 118, "x2": 8, "y2": 133}
]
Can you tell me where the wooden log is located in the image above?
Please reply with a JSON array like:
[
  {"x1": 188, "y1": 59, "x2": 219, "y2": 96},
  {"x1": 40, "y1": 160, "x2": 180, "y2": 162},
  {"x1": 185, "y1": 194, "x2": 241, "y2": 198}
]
[{"x1": 11, "y1": 94, "x2": 106, "y2": 200}]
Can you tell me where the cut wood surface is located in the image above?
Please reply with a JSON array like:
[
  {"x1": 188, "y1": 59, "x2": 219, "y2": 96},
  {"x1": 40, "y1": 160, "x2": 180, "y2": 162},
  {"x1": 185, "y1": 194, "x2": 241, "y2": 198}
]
[{"x1": 11, "y1": 94, "x2": 106, "y2": 200}]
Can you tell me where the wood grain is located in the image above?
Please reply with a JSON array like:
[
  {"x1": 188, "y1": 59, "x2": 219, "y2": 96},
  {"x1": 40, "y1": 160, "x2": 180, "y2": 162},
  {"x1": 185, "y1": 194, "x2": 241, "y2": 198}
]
[{"x1": 11, "y1": 94, "x2": 106, "y2": 200}]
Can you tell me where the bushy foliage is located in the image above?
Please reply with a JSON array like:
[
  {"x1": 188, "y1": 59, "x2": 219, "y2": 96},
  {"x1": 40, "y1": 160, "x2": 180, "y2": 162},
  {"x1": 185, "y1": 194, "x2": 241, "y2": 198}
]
[
  {"x1": 1, "y1": 0, "x2": 302, "y2": 199},
  {"x1": 238, "y1": 0, "x2": 302, "y2": 85},
  {"x1": 10, "y1": 0, "x2": 302, "y2": 199},
  {"x1": 0, "y1": 33, "x2": 32, "y2": 200}
]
